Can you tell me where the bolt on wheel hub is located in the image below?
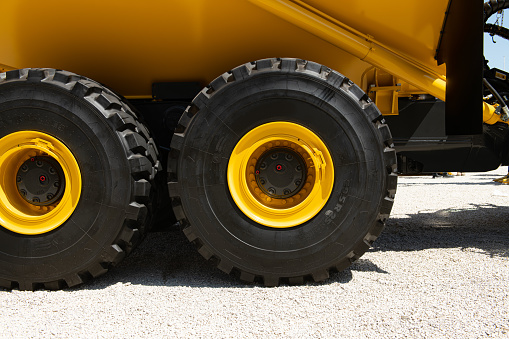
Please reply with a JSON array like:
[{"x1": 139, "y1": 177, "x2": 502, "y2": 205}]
[
  {"x1": 16, "y1": 156, "x2": 65, "y2": 206},
  {"x1": 255, "y1": 148, "x2": 307, "y2": 199}
]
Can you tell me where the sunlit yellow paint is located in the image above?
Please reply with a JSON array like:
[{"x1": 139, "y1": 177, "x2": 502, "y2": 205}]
[
  {"x1": 248, "y1": 0, "x2": 503, "y2": 125},
  {"x1": 0, "y1": 0, "x2": 503, "y2": 124},
  {"x1": 0, "y1": 63, "x2": 15, "y2": 73},
  {"x1": 483, "y1": 102, "x2": 503, "y2": 125},
  {"x1": 249, "y1": 0, "x2": 446, "y2": 101},
  {"x1": 0, "y1": 0, "x2": 448, "y2": 97},
  {"x1": 0, "y1": 131, "x2": 81, "y2": 235},
  {"x1": 228, "y1": 122, "x2": 334, "y2": 228}
]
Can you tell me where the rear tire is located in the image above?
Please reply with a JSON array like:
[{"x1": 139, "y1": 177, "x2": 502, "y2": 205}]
[
  {"x1": 169, "y1": 58, "x2": 397, "y2": 286},
  {"x1": 0, "y1": 69, "x2": 159, "y2": 290}
]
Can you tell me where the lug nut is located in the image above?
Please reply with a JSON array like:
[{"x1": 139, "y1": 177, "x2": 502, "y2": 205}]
[
  {"x1": 285, "y1": 154, "x2": 293, "y2": 161},
  {"x1": 295, "y1": 180, "x2": 302, "y2": 186},
  {"x1": 19, "y1": 189, "x2": 27, "y2": 196},
  {"x1": 283, "y1": 189, "x2": 291, "y2": 195},
  {"x1": 260, "y1": 179, "x2": 266, "y2": 185},
  {"x1": 36, "y1": 161, "x2": 43, "y2": 167},
  {"x1": 21, "y1": 164, "x2": 28, "y2": 172},
  {"x1": 271, "y1": 153, "x2": 278, "y2": 160},
  {"x1": 32, "y1": 197, "x2": 40, "y2": 203},
  {"x1": 296, "y1": 166, "x2": 302, "y2": 171},
  {"x1": 268, "y1": 188, "x2": 276, "y2": 195},
  {"x1": 54, "y1": 181, "x2": 60, "y2": 188},
  {"x1": 47, "y1": 194, "x2": 54, "y2": 200},
  {"x1": 260, "y1": 162, "x2": 267, "y2": 170},
  {"x1": 49, "y1": 167, "x2": 56, "y2": 174},
  {"x1": 16, "y1": 176, "x2": 22, "y2": 183}
]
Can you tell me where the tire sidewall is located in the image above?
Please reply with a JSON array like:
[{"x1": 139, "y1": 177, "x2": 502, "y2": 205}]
[
  {"x1": 179, "y1": 72, "x2": 387, "y2": 276},
  {"x1": 0, "y1": 81, "x2": 131, "y2": 281}
]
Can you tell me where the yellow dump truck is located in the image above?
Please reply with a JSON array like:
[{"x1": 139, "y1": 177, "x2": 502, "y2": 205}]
[{"x1": 0, "y1": 0, "x2": 508, "y2": 290}]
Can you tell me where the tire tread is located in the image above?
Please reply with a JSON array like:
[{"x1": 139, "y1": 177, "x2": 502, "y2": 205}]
[
  {"x1": 168, "y1": 58, "x2": 397, "y2": 286},
  {"x1": 0, "y1": 68, "x2": 160, "y2": 290}
]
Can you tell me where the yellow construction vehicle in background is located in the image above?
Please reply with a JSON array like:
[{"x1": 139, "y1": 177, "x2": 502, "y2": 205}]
[{"x1": 0, "y1": 0, "x2": 508, "y2": 290}]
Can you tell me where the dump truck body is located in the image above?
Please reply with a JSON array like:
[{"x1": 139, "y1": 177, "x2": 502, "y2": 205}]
[
  {"x1": 1, "y1": 1, "x2": 448, "y2": 96},
  {"x1": 0, "y1": 0, "x2": 507, "y2": 290}
]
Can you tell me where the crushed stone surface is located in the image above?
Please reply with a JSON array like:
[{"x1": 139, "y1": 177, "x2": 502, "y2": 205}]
[{"x1": 1, "y1": 168, "x2": 508, "y2": 338}]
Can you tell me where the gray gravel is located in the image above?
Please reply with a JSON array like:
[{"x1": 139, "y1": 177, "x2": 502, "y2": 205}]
[{"x1": 1, "y1": 168, "x2": 508, "y2": 338}]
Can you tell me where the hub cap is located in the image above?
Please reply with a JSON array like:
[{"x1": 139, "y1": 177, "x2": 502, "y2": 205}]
[
  {"x1": 16, "y1": 156, "x2": 65, "y2": 206},
  {"x1": 255, "y1": 148, "x2": 307, "y2": 199}
]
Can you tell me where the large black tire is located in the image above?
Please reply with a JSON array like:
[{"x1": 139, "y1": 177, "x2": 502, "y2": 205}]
[
  {"x1": 0, "y1": 68, "x2": 159, "y2": 290},
  {"x1": 169, "y1": 58, "x2": 397, "y2": 286}
]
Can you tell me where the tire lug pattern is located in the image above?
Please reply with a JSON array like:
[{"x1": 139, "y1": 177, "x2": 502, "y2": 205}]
[
  {"x1": 168, "y1": 58, "x2": 397, "y2": 287},
  {"x1": 0, "y1": 68, "x2": 160, "y2": 290}
]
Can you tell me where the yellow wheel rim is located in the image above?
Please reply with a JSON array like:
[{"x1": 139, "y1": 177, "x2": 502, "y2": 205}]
[
  {"x1": 0, "y1": 131, "x2": 82, "y2": 235},
  {"x1": 228, "y1": 122, "x2": 334, "y2": 228}
]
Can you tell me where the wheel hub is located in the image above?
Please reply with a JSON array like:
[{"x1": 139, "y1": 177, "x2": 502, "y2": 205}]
[
  {"x1": 255, "y1": 148, "x2": 306, "y2": 199},
  {"x1": 227, "y1": 122, "x2": 334, "y2": 228},
  {"x1": 16, "y1": 156, "x2": 65, "y2": 206},
  {"x1": 0, "y1": 131, "x2": 82, "y2": 235}
]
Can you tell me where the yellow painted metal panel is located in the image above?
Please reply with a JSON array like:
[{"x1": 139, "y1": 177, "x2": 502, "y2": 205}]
[
  {"x1": 303, "y1": 0, "x2": 450, "y2": 70},
  {"x1": 248, "y1": 0, "x2": 446, "y2": 100},
  {"x1": 0, "y1": 1, "x2": 351, "y2": 95},
  {"x1": 0, "y1": 0, "x2": 449, "y2": 98}
]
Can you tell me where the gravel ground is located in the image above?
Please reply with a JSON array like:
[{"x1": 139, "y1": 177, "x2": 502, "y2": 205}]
[{"x1": 1, "y1": 168, "x2": 508, "y2": 338}]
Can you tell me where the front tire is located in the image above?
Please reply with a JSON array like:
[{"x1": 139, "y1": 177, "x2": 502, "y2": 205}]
[
  {"x1": 169, "y1": 58, "x2": 397, "y2": 286},
  {"x1": 0, "y1": 69, "x2": 159, "y2": 290}
]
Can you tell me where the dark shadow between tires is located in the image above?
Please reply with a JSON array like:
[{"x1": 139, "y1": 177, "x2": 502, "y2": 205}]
[
  {"x1": 70, "y1": 228, "x2": 357, "y2": 290},
  {"x1": 5, "y1": 197, "x2": 506, "y2": 291},
  {"x1": 103, "y1": 200, "x2": 507, "y2": 289},
  {"x1": 0, "y1": 225, "x2": 355, "y2": 291}
]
